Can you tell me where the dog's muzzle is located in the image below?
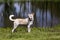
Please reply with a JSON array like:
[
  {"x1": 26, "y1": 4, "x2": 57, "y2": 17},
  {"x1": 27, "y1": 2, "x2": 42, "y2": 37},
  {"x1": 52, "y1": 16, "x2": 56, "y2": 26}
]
[{"x1": 28, "y1": 18, "x2": 32, "y2": 21}]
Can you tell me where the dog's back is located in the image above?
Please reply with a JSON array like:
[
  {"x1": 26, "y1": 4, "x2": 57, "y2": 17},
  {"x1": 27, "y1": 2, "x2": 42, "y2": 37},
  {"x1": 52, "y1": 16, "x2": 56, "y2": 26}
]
[{"x1": 14, "y1": 18, "x2": 28, "y2": 24}]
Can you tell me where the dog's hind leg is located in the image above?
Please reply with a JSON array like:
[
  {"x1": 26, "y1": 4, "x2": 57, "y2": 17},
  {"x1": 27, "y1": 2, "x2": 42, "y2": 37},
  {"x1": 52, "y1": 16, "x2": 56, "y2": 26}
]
[{"x1": 12, "y1": 22, "x2": 18, "y2": 33}]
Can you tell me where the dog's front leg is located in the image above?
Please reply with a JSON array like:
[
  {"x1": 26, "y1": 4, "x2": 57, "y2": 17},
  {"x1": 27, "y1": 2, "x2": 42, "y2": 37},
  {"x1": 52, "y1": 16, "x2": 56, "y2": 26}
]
[
  {"x1": 27, "y1": 24, "x2": 30, "y2": 33},
  {"x1": 27, "y1": 22, "x2": 33, "y2": 32}
]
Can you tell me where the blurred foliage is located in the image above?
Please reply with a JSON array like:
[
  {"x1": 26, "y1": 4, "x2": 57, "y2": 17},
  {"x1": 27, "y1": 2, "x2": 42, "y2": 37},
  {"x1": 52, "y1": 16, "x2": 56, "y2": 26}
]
[
  {"x1": 0, "y1": 0, "x2": 60, "y2": 27},
  {"x1": 0, "y1": 0, "x2": 60, "y2": 2}
]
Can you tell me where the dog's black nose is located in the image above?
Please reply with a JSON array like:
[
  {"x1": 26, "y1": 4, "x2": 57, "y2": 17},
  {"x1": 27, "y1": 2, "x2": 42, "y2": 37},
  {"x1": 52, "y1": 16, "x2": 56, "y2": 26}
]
[{"x1": 29, "y1": 18, "x2": 32, "y2": 21}]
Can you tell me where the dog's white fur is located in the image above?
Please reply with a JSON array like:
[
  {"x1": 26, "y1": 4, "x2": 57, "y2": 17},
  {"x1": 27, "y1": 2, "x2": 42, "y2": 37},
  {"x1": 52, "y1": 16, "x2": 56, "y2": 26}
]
[{"x1": 9, "y1": 13, "x2": 34, "y2": 33}]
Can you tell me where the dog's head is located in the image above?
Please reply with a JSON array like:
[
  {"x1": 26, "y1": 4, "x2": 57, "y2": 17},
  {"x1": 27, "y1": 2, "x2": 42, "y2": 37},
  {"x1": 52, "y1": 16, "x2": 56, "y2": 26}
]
[{"x1": 28, "y1": 13, "x2": 34, "y2": 21}]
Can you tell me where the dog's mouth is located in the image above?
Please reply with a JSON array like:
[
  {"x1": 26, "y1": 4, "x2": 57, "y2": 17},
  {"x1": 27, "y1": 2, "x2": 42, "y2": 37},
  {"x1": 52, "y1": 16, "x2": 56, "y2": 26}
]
[{"x1": 28, "y1": 18, "x2": 32, "y2": 21}]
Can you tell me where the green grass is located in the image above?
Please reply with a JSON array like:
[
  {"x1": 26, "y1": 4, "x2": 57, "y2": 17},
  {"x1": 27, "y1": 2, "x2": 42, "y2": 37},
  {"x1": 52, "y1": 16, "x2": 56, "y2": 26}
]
[{"x1": 0, "y1": 25, "x2": 60, "y2": 40}]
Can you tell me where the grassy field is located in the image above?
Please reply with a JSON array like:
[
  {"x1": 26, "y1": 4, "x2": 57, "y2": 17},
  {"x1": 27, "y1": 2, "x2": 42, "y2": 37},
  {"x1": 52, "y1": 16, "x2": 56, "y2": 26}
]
[{"x1": 0, "y1": 25, "x2": 60, "y2": 40}]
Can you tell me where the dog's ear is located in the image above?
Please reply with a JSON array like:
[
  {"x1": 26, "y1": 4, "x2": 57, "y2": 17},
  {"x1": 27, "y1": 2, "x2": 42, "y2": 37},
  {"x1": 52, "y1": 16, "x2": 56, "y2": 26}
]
[{"x1": 32, "y1": 13, "x2": 34, "y2": 16}]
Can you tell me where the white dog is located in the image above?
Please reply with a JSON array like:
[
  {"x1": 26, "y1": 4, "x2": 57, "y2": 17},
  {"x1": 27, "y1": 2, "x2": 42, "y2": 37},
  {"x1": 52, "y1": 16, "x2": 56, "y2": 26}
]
[{"x1": 9, "y1": 13, "x2": 34, "y2": 33}]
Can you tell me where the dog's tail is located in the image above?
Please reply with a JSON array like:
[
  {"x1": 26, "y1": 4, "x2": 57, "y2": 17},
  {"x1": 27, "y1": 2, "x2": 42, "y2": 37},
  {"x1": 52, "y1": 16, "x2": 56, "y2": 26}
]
[{"x1": 9, "y1": 15, "x2": 15, "y2": 21}]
